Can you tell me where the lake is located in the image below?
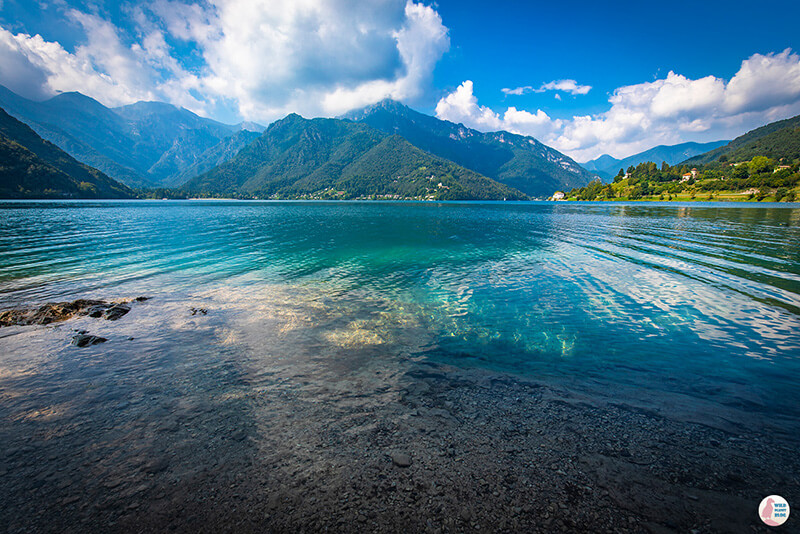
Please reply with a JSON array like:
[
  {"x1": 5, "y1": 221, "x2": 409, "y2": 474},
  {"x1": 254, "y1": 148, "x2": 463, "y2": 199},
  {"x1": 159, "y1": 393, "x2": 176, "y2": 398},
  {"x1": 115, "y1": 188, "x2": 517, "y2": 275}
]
[{"x1": 1, "y1": 200, "x2": 799, "y2": 532}]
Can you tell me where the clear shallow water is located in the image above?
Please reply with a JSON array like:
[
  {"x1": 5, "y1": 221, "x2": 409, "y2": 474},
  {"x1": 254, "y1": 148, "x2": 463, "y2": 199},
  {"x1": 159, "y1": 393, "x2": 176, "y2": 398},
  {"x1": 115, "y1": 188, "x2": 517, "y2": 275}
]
[{"x1": 1, "y1": 200, "x2": 799, "y2": 435}]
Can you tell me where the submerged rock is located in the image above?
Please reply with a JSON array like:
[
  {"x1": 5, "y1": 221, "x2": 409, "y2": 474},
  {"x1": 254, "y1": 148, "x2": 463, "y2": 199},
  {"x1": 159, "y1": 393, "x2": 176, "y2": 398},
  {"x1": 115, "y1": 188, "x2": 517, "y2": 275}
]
[
  {"x1": 1, "y1": 299, "x2": 105, "y2": 326},
  {"x1": 103, "y1": 304, "x2": 131, "y2": 321},
  {"x1": 71, "y1": 334, "x2": 108, "y2": 347},
  {"x1": 0, "y1": 297, "x2": 148, "y2": 327}
]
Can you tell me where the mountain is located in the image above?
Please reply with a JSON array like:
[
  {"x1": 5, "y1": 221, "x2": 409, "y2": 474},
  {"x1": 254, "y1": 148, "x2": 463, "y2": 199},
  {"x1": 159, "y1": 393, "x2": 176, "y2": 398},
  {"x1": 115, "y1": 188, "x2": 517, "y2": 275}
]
[
  {"x1": 170, "y1": 129, "x2": 262, "y2": 186},
  {"x1": 0, "y1": 85, "x2": 264, "y2": 188},
  {"x1": 581, "y1": 154, "x2": 622, "y2": 174},
  {"x1": 183, "y1": 114, "x2": 527, "y2": 200},
  {"x1": 0, "y1": 106, "x2": 135, "y2": 199},
  {"x1": 342, "y1": 99, "x2": 595, "y2": 197},
  {"x1": 583, "y1": 140, "x2": 729, "y2": 179},
  {"x1": 684, "y1": 115, "x2": 800, "y2": 165}
]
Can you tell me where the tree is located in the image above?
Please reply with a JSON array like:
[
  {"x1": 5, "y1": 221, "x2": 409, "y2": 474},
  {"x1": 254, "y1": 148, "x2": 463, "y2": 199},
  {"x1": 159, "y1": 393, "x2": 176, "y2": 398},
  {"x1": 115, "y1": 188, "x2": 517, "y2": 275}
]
[
  {"x1": 749, "y1": 156, "x2": 774, "y2": 175},
  {"x1": 718, "y1": 155, "x2": 728, "y2": 163},
  {"x1": 732, "y1": 165, "x2": 749, "y2": 180}
]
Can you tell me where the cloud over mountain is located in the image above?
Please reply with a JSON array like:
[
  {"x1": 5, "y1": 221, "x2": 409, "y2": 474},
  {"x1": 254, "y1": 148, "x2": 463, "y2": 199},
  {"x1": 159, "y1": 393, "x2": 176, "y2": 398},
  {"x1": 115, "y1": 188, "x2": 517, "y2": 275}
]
[
  {"x1": 438, "y1": 49, "x2": 800, "y2": 161},
  {"x1": 0, "y1": 0, "x2": 449, "y2": 123}
]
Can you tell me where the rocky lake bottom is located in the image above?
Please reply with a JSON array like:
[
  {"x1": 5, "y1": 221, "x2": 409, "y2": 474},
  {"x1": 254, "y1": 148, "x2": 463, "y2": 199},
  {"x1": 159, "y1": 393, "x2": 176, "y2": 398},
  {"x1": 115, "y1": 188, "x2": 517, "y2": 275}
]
[{"x1": 1, "y1": 289, "x2": 797, "y2": 534}]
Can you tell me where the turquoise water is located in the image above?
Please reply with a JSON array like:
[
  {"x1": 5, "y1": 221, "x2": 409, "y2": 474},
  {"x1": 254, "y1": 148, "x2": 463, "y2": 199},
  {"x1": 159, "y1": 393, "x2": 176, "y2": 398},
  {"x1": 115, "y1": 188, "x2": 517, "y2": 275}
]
[{"x1": 1, "y1": 200, "x2": 799, "y2": 435}]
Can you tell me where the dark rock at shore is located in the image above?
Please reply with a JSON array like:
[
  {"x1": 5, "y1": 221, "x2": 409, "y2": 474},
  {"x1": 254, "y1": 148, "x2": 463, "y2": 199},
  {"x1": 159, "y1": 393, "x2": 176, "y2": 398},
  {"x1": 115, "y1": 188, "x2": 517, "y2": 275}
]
[
  {"x1": 1, "y1": 299, "x2": 105, "y2": 326},
  {"x1": 0, "y1": 297, "x2": 149, "y2": 327},
  {"x1": 71, "y1": 334, "x2": 108, "y2": 347},
  {"x1": 103, "y1": 304, "x2": 131, "y2": 321}
]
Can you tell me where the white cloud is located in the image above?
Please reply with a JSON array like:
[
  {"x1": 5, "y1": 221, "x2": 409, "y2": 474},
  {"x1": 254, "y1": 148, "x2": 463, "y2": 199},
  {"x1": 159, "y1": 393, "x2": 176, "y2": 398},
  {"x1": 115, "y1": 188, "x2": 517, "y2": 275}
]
[
  {"x1": 538, "y1": 79, "x2": 592, "y2": 95},
  {"x1": 502, "y1": 79, "x2": 591, "y2": 96},
  {"x1": 436, "y1": 80, "x2": 503, "y2": 130},
  {"x1": 438, "y1": 50, "x2": 800, "y2": 161},
  {"x1": 154, "y1": 0, "x2": 448, "y2": 121},
  {"x1": 0, "y1": 29, "x2": 52, "y2": 100},
  {"x1": 501, "y1": 86, "x2": 527, "y2": 96},
  {"x1": 723, "y1": 48, "x2": 800, "y2": 114},
  {"x1": 435, "y1": 80, "x2": 562, "y2": 141},
  {"x1": 0, "y1": 24, "x2": 152, "y2": 106},
  {"x1": 0, "y1": 0, "x2": 449, "y2": 123},
  {"x1": 0, "y1": 11, "x2": 208, "y2": 113}
]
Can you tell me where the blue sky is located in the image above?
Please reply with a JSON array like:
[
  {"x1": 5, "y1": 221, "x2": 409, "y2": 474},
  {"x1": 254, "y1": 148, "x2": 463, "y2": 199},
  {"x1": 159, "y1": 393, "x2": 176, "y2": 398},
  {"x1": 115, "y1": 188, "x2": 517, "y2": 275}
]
[{"x1": 1, "y1": 0, "x2": 799, "y2": 160}]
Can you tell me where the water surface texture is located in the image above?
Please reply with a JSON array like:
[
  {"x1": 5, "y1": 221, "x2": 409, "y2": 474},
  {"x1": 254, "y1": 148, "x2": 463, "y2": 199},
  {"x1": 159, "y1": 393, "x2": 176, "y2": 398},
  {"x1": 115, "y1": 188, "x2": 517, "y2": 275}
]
[
  {"x1": 3, "y1": 200, "x2": 800, "y2": 532},
  {"x1": 1, "y1": 200, "x2": 799, "y2": 433}
]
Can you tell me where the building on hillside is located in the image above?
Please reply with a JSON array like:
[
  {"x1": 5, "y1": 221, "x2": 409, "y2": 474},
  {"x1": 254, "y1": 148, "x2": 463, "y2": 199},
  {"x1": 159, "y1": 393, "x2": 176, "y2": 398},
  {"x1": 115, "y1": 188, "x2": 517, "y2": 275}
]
[
  {"x1": 775, "y1": 165, "x2": 792, "y2": 173},
  {"x1": 680, "y1": 173, "x2": 693, "y2": 183},
  {"x1": 691, "y1": 168, "x2": 699, "y2": 178},
  {"x1": 551, "y1": 191, "x2": 565, "y2": 201}
]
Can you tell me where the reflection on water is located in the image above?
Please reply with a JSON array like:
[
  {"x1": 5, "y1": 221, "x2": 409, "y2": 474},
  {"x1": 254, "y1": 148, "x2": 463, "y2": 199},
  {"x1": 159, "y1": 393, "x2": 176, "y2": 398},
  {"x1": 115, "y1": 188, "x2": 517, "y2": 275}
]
[{"x1": 1, "y1": 200, "x2": 799, "y2": 432}]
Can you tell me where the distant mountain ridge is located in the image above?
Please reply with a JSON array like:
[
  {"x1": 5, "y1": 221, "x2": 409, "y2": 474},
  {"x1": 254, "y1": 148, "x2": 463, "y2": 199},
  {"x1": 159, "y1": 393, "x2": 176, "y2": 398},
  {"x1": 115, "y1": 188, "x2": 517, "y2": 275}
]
[
  {"x1": 170, "y1": 130, "x2": 263, "y2": 186},
  {"x1": 342, "y1": 99, "x2": 596, "y2": 197},
  {"x1": 583, "y1": 140, "x2": 729, "y2": 180},
  {"x1": 684, "y1": 114, "x2": 800, "y2": 165},
  {"x1": 0, "y1": 85, "x2": 264, "y2": 188},
  {"x1": 0, "y1": 106, "x2": 135, "y2": 199},
  {"x1": 183, "y1": 114, "x2": 527, "y2": 200}
]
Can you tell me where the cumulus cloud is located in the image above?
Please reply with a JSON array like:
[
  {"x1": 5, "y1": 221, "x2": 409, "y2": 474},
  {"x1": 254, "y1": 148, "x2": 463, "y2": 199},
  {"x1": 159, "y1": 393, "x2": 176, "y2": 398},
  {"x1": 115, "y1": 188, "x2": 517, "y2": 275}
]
[
  {"x1": 0, "y1": 24, "x2": 154, "y2": 106},
  {"x1": 439, "y1": 50, "x2": 800, "y2": 161},
  {"x1": 0, "y1": 29, "x2": 53, "y2": 100},
  {"x1": 0, "y1": 0, "x2": 449, "y2": 123},
  {"x1": 0, "y1": 9, "x2": 209, "y2": 113},
  {"x1": 502, "y1": 79, "x2": 591, "y2": 96},
  {"x1": 436, "y1": 80, "x2": 561, "y2": 140}
]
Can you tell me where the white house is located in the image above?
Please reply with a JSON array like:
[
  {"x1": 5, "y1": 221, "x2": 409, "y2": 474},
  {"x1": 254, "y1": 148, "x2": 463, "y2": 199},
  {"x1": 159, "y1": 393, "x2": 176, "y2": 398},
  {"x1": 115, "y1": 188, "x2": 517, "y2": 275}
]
[{"x1": 552, "y1": 191, "x2": 566, "y2": 201}]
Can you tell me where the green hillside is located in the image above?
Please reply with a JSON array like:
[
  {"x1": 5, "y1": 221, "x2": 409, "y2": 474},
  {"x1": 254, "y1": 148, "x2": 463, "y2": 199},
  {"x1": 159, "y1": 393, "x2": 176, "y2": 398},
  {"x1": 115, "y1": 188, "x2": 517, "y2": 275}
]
[
  {"x1": 343, "y1": 99, "x2": 595, "y2": 197},
  {"x1": 685, "y1": 114, "x2": 800, "y2": 164},
  {"x1": 183, "y1": 114, "x2": 527, "y2": 200},
  {"x1": 0, "y1": 107, "x2": 135, "y2": 199},
  {"x1": 564, "y1": 114, "x2": 800, "y2": 202},
  {"x1": 564, "y1": 158, "x2": 799, "y2": 203}
]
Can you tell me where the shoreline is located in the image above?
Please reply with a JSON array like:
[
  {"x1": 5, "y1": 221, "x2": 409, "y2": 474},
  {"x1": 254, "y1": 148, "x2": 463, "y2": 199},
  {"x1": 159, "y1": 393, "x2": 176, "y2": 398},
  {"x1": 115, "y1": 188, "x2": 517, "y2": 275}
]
[
  {"x1": 1, "y1": 297, "x2": 796, "y2": 533},
  {"x1": 3, "y1": 197, "x2": 800, "y2": 206}
]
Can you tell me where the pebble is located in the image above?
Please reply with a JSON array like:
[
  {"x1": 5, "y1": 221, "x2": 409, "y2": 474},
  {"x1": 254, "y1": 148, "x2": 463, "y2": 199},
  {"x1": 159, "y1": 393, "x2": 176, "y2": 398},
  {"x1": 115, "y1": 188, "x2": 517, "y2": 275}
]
[
  {"x1": 144, "y1": 458, "x2": 169, "y2": 474},
  {"x1": 391, "y1": 452, "x2": 412, "y2": 468}
]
